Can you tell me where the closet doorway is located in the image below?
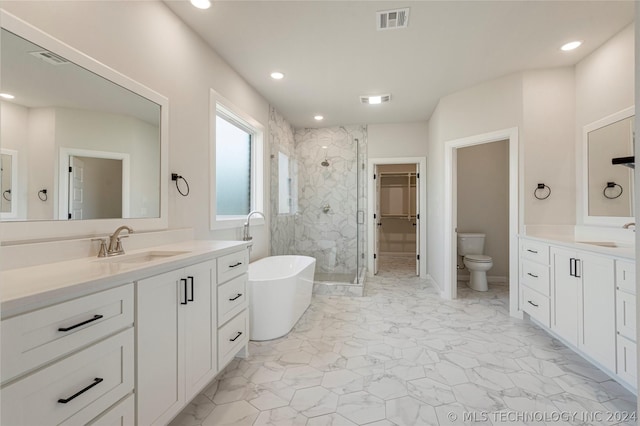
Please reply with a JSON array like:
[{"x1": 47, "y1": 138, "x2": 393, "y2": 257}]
[{"x1": 368, "y1": 157, "x2": 427, "y2": 278}]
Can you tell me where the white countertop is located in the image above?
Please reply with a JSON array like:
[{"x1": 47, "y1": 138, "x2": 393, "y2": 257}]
[
  {"x1": 519, "y1": 234, "x2": 635, "y2": 260},
  {"x1": 0, "y1": 240, "x2": 250, "y2": 319}
]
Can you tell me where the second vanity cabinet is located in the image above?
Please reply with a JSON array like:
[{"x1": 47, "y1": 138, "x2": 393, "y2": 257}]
[
  {"x1": 551, "y1": 247, "x2": 615, "y2": 371},
  {"x1": 519, "y1": 236, "x2": 635, "y2": 392}
]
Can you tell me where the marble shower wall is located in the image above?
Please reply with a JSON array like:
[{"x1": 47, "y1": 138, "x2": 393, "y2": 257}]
[
  {"x1": 294, "y1": 126, "x2": 367, "y2": 276},
  {"x1": 269, "y1": 106, "x2": 297, "y2": 256}
]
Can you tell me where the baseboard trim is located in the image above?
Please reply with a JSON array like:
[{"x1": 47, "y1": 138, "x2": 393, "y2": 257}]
[{"x1": 456, "y1": 274, "x2": 508, "y2": 284}]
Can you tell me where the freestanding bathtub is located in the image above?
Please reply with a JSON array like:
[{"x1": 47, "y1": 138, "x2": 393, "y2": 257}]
[{"x1": 248, "y1": 255, "x2": 316, "y2": 341}]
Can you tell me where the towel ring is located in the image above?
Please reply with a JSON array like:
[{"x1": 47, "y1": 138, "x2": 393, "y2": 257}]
[
  {"x1": 38, "y1": 189, "x2": 48, "y2": 201},
  {"x1": 2, "y1": 189, "x2": 11, "y2": 201},
  {"x1": 603, "y1": 182, "x2": 623, "y2": 200},
  {"x1": 534, "y1": 183, "x2": 551, "y2": 200}
]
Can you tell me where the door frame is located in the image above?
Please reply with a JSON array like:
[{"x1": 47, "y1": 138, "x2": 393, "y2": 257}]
[
  {"x1": 58, "y1": 147, "x2": 130, "y2": 220},
  {"x1": 368, "y1": 156, "x2": 427, "y2": 278},
  {"x1": 443, "y1": 127, "x2": 521, "y2": 317}
]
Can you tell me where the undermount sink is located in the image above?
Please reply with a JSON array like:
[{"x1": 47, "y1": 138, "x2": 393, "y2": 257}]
[
  {"x1": 100, "y1": 250, "x2": 190, "y2": 264},
  {"x1": 576, "y1": 241, "x2": 621, "y2": 248}
]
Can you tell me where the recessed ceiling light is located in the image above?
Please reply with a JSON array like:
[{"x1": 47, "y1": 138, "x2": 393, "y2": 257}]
[
  {"x1": 190, "y1": 0, "x2": 211, "y2": 10},
  {"x1": 561, "y1": 41, "x2": 582, "y2": 51},
  {"x1": 270, "y1": 72, "x2": 285, "y2": 80},
  {"x1": 314, "y1": 115, "x2": 324, "y2": 121},
  {"x1": 0, "y1": 93, "x2": 15, "y2": 100}
]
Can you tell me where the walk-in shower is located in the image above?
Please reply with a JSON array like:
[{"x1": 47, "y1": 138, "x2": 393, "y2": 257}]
[{"x1": 269, "y1": 111, "x2": 366, "y2": 294}]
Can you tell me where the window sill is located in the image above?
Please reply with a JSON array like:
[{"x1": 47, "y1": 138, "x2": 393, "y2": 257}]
[{"x1": 211, "y1": 216, "x2": 265, "y2": 231}]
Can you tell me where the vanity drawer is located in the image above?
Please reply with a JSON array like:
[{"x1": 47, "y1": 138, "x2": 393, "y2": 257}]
[
  {"x1": 1, "y1": 328, "x2": 133, "y2": 426},
  {"x1": 218, "y1": 249, "x2": 249, "y2": 284},
  {"x1": 522, "y1": 287, "x2": 550, "y2": 327},
  {"x1": 88, "y1": 394, "x2": 134, "y2": 426},
  {"x1": 1, "y1": 284, "x2": 133, "y2": 384},
  {"x1": 616, "y1": 334, "x2": 637, "y2": 385},
  {"x1": 520, "y1": 240, "x2": 549, "y2": 265},
  {"x1": 616, "y1": 290, "x2": 636, "y2": 341},
  {"x1": 218, "y1": 274, "x2": 248, "y2": 325},
  {"x1": 616, "y1": 260, "x2": 636, "y2": 295},
  {"x1": 520, "y1": 259, "x2": 550, "y2": 296},
  {"x1": 218, "y1": 310, "x2": 249, "y2": 369}
]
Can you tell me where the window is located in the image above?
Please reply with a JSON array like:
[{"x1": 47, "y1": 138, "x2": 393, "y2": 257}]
[
  {"x1": 210, "y1": 90, "x2": 264, "y2": 229},
  {"x1": 278, "y1": 151, "x2": 292, "y2": 214}
]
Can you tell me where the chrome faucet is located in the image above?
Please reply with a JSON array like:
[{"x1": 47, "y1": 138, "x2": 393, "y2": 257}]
[
  {"x1": 107, "y1": 225, "x2": 134, "y2": 255},
  {"x1": 243, "y1": 211, "x2": 265, "y2": 241},
  {"x1": 623, "y1": 222, "x2": 636, "y2": 231}
]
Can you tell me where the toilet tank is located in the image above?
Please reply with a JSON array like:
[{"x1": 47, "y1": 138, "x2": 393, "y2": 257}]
[{"x1": 457, "y1": 233, "x2": 485, "y2": 255}]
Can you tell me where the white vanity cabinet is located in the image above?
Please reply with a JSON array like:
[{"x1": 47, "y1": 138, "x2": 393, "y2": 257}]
[
  {"x1": 616, "y1": 260, "x2": 637, "y2": 386},
  {"x1": 136, "y1": 259, "x2": 217, "y2": 426},
  {"x1": 216, "y1": 249, "x2": 250, "y2": 370},
  {"x1": 1, "y1": 285, "x2": 134, "y2": 425},
  {"x1": 520, "y1": 236, "x2": 633, "y2": 392}
]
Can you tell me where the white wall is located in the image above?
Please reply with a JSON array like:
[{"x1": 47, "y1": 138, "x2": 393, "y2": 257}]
[
  {"x1": 2, "y1": 1, "x2": 271, "y2": 259},
  {"x1": 368, "y1": 122, "x2": 428, "y2": 158},
  {"x1": 427, "y1": 73, "x2": 522, "y2": 291},
  {"x1": 576, "y1": 23, "x2": 635, "y2": 224},
  {"x1": 457, "y1": 140, "x2": 509, "y2": 278},
  {"x1": 522, "y1": 68, "x2": 576, "y2": 226}
]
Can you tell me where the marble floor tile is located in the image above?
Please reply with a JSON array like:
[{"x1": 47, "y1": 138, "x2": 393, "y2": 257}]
[{"x1": 170, "y1": 263, "x2": 636, "y2": 426}]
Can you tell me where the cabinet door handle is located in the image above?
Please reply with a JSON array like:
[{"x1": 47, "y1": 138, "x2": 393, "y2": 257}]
[
  {"x1": 575, "y1": 259, "x2": 581, "y2": 278},
  {"x1": 188, "y1": 276, "x2": 194, "y2": 302},
  {"x1": 569, "y1": 258, "x2": 575, "y2": 277},
  {"x1": 57, "y1": 378, "x2": 103, "y2": 404},
  {"x1": 527, "y1": 272, "x2": 538, "y2": 278},
  {"x1": 180, "y1": 278, "x2": 188, "y2": 305},
  {"x1": 230, "y1": 331, "x2": 243, "y2": 342},
  {"x1": 229, "y1": 262, "x2": 243, "y2": 268},
  {"x1": 527, "y1": 300, "x2": 539, "y2": 308},
  {"x1": 229, "y1": 293, "x2": 243, "y2": 301},
  {"x1": 58, "y1": 314, "x2": 104, "y2": 332},
  {"x1": 527, "y1": 249, "x2": 538, "y2": 254}
]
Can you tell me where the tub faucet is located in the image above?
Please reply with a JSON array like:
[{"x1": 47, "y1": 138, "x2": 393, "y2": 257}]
[
  {"x1": 243, "y1": 211, "x2": 265, "y2": 241},
  {"x1": 107, "y1": 225, "x2": 134, "y2": 255},
  {"x1": 623, "y1": 222, "x2": 635, "y2": 231}
]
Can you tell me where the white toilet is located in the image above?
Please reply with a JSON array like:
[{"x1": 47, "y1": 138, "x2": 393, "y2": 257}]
[{"x1": 457, "y1": 233, "x2": 493, "y2": 292}]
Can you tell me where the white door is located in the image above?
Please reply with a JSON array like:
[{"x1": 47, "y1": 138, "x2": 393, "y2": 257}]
[
  {"x1": 551, "y1": 247, "x2": 579, "y2": 346},
  {"x1": 184, "y1": 260, "x2": 217, "y2": 400},
  {"x1": 68, "y1": 156, "x2": 85, "y2": 220},
  {"x1": 374, "y1": 166, "x2": 381, "y2": 275},
  {"x1": 579, "y1": 252, "x2": 615, "y2": 371},
  {"x1": 136, "y1": 269, "x2": 185, "y2": 426},
  {"x1": 414, "y1": 165, "x2": 420, "y2": 276}
]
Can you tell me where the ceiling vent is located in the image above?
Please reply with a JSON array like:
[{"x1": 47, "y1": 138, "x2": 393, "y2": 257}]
[
  {"x1": 377, "y1": 8, "x2": 409, "y2": 31},
  {"x1": 360, "y1": 94, "x2": 391, "y2": 105},
  {"x1": 29, "y1": 50, "x2": 70, "y2": 65}
]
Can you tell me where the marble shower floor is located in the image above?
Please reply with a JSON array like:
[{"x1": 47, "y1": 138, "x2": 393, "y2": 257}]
[{"x1": 170, "y1": 264, "x2": 637, "y2": 426}]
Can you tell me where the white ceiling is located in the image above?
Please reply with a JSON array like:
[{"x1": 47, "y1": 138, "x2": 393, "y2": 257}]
[{"x1": 165, "y1": 1, "x2": 634, "y2": 129}]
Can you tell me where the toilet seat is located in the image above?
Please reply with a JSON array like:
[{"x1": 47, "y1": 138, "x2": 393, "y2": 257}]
[{"x1": 464, "y1": 254, "x2": 492, "y2": 263}]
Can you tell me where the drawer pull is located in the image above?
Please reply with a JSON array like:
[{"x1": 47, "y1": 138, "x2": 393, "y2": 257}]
[
  {"x1": 57, "y1": 377, "x2": 103, "y2": 404},
  {"x1": 527, "y1": 300, "x2": 539, "y2": 308},
  {"x1": 229, "y1": 293, "x2": 243, "y2": 301},
  {"x1": 229, "y1": 262, "x2": 243, "y2": 268},
  {"x1": 527, "y1": 272, "x2": 539, "y2": 278},
  {"x1": 58, "y1": 314, "x2": 103, "y2": 332},
  {"x1": 230, "y1": 331, "x2": 243, "y2": 342},
  {"x1": 526, "y1": 249, "x2": 538, "y2": 254}
]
